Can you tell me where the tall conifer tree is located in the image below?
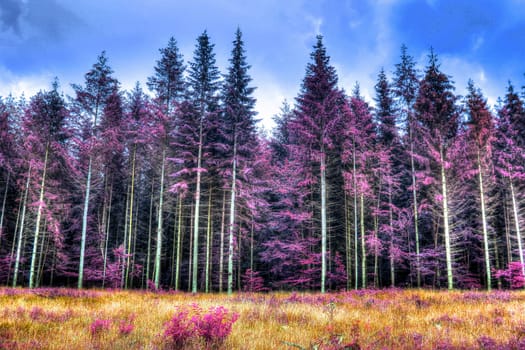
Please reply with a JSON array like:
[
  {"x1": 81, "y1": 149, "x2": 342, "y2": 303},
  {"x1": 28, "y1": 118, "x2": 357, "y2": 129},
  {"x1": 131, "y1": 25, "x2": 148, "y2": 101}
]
[
  {"x1": 414, "y1": 50, "x2": 460, "y2": 290},
  {"x1": 291, "y1": 36, "x2": 342, "y2": 293},
  {"x1": 464, "y1": 80, "x2": 497, "y2": 290},
  {"x1": 222, "y1": 28, "x2": 257, "y2": 294},
  {"x1": 148, "y1": 38, "x2": 186, "y2": 289},
  {"x1": 72, "y1": 52, "x2": 119, "y2": 288},
  {"x1": 393, "y1": 45, "x2": 422, "y2": 286},
  {"x1": 187, "y1": 31, "x2": 221, "y2": 293}
]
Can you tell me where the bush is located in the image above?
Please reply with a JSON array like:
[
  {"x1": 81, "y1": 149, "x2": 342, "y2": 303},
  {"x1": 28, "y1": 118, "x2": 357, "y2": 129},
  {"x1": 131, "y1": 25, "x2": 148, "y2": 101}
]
[
  {"x1": 89, "y1": 319, "x2": 111, "y2": 336},
  {"x1": 163, "y1": 309, "x2": 194, "y2": 348},
  {"x1": 163, "y1": 305, "x2": 239, "y2": 349},
  {"x1": 494, "y1": 262, "x2": 525, "y2": 289},
  {"x1": 194, "y1": 306, "x2": 239, "y2": 345}
]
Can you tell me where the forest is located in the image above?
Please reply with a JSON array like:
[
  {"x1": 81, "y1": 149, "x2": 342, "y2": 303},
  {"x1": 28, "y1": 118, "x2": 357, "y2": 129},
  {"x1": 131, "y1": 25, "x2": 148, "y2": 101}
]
[{"x1": 0, "y1": 29, "x2": 524, "y2": 293}]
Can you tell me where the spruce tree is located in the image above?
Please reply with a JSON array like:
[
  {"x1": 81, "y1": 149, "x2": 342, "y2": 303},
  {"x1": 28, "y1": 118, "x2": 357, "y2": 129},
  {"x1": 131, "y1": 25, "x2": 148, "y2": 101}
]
[
  {"x1": 414, "y1": 50, "x2": 460, "y2": 290},
  {"x1": 374, "y1": 69, "x2": 403, "y2": 287},
  {"x1": 464, "y1": 80, "x2": 497, "y2": 290},
  {"x1": 222, "y1": 28, "x2": 257, "y2": 294},
  {"x1": 495, "y1": 84, "x2": 525, "y2": 279},
  {"x1": 291, "y1": 35, "x2": 342, "y2": 292},
  {"x1": 187, "y1": 31, "x2": 221, "y2": 293},
  {"x1": 148, "y1": 38, "x2": 186, "y2": 289},
  {"x1": 72, "y1": 52, "x2": 119, "y2": 289},
  {"x1": 147, "y1": 37, "x2": 186, "y2": 112},
  {"x1": 393, "y1": 44, "x2": 422, "y2": 286}
]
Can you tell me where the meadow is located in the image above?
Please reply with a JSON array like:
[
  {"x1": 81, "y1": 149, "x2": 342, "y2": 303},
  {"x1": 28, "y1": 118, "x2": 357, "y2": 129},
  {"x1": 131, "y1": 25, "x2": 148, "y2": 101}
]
[{"x1": 0, "y1": 288, "x2": 525, "y2": 349}]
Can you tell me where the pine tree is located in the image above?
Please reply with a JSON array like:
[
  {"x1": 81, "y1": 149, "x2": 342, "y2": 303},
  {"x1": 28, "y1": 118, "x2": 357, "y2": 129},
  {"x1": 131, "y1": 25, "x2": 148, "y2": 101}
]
[
  {"x1": 0, "y1": 97, "x2": 17, "y2": 254},
  {"x1": 414, "y1": 50, "x2": 460, "y2": 290},
  {"x1": 291, "y1": 35, "x2": 343, "y2": 292},
  {"x1": 393, "y1": 44, "x2": 422, "y2": 286},
  {"x1": 98, "y1": 91, "x2": 128, "y2": 287},
  {"x1": 375, "y1": 68, "x2": 397, "y2": 144},
  {"x1": 148, "y1": 38, "x2": 186, "y2": 289},
  {"x1": 464, "y1": 80, "x2": 497, "y2": 290},
  {"x1": 495, "y1": 84, "x2": 525, "y2": 279},
  {"x1": 72, "y1": 51, "x2": 119, "y2": 289},
  {"x1": 25, "y1": 82, "x2": 69, "y2": 288},
  {"x1": 342, "y1": 93, "x2": 376, "y2": 289},
  {"x1": 187, "y1": 31, "x2": 221, "y2": 293},
  {"x1": 124, "y1": 83, "x2": 155, "y2": 289},
  {"x1": 147, "y1": 37, "x2": 186, "y2": 113},
  {"x1": 222, "y1": 28, "x2": 257, "y2": 294},
  {"x1": 374, "y1": 69, "x2": 403, "y2": 287}
]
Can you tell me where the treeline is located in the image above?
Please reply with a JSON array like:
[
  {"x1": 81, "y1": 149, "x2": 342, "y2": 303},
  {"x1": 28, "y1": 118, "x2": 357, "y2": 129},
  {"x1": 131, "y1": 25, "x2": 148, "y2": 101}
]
[{"x1": 0, "y1": 30, "x2": 524, "y2": 292}]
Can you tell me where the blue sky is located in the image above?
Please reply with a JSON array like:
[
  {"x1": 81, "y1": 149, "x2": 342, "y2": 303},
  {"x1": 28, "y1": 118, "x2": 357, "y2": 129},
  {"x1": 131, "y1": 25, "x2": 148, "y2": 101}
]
[{"x1": 1, "y1": 0, "x2": 525, "y2": 130}]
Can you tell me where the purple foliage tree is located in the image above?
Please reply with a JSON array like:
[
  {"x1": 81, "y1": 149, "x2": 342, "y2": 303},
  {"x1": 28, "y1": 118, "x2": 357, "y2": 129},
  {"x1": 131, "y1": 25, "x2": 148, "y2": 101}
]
[
  {"x1": 413, "y1": 50, "x2": 460, "y2": 290},
  {"x1": 464, "y1": 80, "x2": 497, "y2": 290},
  {"x1": 290, "y1": 35, "x2": 344, "y2": 293},
  {"x1": 71, "y1": 51, "x2": 119, "y2": 288},
  {"x1": 495, "y1": 84, "x2": 525, "y2": 280}
]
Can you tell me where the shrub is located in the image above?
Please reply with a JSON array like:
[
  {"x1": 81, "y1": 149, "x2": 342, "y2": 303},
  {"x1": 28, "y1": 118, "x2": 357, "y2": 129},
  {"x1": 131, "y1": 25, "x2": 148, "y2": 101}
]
[
  {"x1": 241, "y1": 269, "x2": 267, "y2": 292},
  {"x1": 494, "y1": 262, "x2": 525, "y2": 289},
  {"x1": 163, "y1": 305, "x2": 239, "y2": 349},
  {"x1": 163, "y1": 309, "x2": 194, "y2": 348},
  {"x1": 89, "y1": 319, "x2": 111, "y2": 336},
  {"x1": 194, "y1": 306, "x2": 239, "y2": 346}
]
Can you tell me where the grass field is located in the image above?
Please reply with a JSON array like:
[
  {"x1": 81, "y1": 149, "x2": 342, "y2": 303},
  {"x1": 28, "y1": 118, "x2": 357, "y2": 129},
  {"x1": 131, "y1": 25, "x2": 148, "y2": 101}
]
[{"x1": 1, "y1": 288, "x2": 525, "y2": 349}]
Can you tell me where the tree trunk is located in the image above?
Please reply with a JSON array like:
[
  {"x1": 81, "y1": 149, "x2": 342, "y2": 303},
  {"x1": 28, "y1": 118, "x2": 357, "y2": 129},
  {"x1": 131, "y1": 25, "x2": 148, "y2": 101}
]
[
  {"x1": 389, "y1": 185, "x2": 395, "y2": 287},
  {"x1": 250, "y1": 218, "x2": 254, "y2": 273},
  {"x1": 125, "y1": 146, "x2": 137, "y2": 288},
  {"x1": 509, "y1": 179, "x2": 525, "y2": 277},
  {"x1": 0, "y1": 171, "x2": 9, "y2": 241},
  {"x1": 145, "y1": 180, "x2": 154, "y2": 288},
  {"x1": 121, "y1": 183, "x2": 130, "y2": 288},
  {"x1": 227, "y1": 136, "x2": 237, "y2": 295},
  {"x1": 353, "y1": 138, "x2": 359, "y2": 290},
  {"x1": 102, "y1": 183, "x2": 112, "y2": 288},
  {"x1": 205, "y1": 188, "x2": 212, "y2": 293},
  {"x1": 192, "y1": 116, "x2": 205, "y2": 293},
  {"x1": 373, "y1": 177, "x2": 382, "y2": 288},
  {"x1": 344, "y1": 192, "x2": 352, "y2": 290},
  {"x1": 29, "y1": 145, "x2": 49, "y2": 288},
  {"x1": 237, "y1": 224, "x2": 242, "y2": 291},
  {"x1": 154, "y1": 147, "x2": 166, "y2": 289},
  {"x1": 219, "y1": 191, "x2": 226, "y2": 292},
  {"x1": 360, "y1": 193, "x2": 366, "y2": 289},
  {"x1": 409, "y1": 128, "x2": 421, "y2": 288},
  {"x1": 188, "y1": 204, "x2": 194, "y2": 292},
  {"x1": 130, "y1": 202, "x2": 139, "y2": 288},
  {"x1": 493, "y1": 231, "x2": 502, "y2": 289},
  {"x1": 170, "y1": 199, "x2": 178, "y2": 288},
  {"x1": 175, "y1": 193, "x2": 183, "y2": 290},
  {"x1": 477, "y1": 153, "x2": 491, "y2": 290},
  {"x1": 35, "y1": 218, "x2": 48, "y2": 287},
  {"x1": 320, "y1": 151, "x2": 327, "y2": 293},
  {"x1": 7, "y1": 194, "x2": 22, "y2": 286},
  {"x1": 440, "y1": 148, "x2": 453, "y2": 290},
  {"x1": 504, "y1": 195, "x2": 512, "y2": 264},
  {"x1": 13, "y1": 165, "x2": 32, "y2": 287},
  {"x1": 78, "y1": 156, "x2": 93, "y2": 289}
]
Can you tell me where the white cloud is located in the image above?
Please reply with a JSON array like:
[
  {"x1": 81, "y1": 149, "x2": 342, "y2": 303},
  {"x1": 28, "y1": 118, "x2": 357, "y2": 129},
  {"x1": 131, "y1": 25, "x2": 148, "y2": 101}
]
[
  {"x1": 472, "y1": 35, "x2": 484, "y2": 51},
  {"x1": 332, "y1": 0, "x2": 398, "y2": 105},
  {"x1": 307, "y1": 15, "x2": 323, "y2": 36},
  {"x1": 440, "y1": 55, "x2": 500, "y2": 109},
  {"x1": 251, "y1": 69, "x2": 297, "y2": 131},
  {"x1": 0, "y1": 66, "x2": 54, "y2": 98}
]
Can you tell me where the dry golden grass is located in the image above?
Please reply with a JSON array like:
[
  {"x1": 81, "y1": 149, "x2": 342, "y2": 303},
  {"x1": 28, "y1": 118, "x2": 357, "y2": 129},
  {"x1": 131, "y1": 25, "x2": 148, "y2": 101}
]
[{"x1": 1, "y1": 288, "x2": 525, "y2": 349}]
